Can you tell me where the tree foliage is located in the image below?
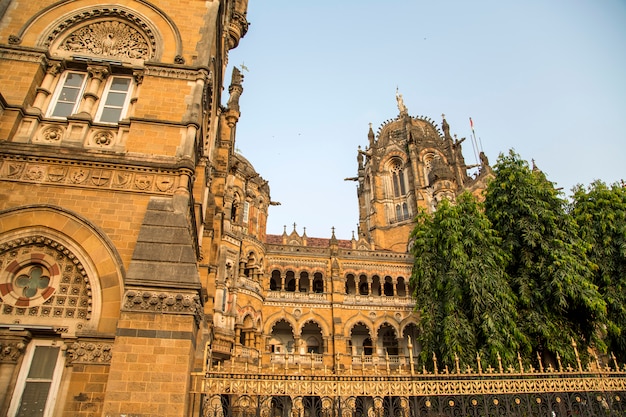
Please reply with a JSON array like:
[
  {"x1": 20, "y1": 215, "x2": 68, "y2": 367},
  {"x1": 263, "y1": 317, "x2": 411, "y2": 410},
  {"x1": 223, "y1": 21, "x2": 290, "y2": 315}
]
[
  {"x1": 484, "y1": 150, "x2": 606, "y2": 363},
  {"x1": 571, "y1": 181, "x2": 626, "y2": 361},
  {"x1": 410, "y1": 193, "x2": 527, "y2": 370}
]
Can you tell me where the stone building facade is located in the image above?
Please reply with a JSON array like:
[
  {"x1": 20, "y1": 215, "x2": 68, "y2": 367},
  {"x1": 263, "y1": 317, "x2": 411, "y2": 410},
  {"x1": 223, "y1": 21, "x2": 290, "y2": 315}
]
[{"x1": 0, "y1": 1, "x2": 499, "y2": 417}]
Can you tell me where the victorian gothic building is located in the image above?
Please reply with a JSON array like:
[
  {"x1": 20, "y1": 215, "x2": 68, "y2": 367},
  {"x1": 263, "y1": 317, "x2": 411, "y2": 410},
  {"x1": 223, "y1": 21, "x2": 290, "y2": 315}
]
[{"x1": 2, "y1": 2, "x2": 620, "y2": 417}]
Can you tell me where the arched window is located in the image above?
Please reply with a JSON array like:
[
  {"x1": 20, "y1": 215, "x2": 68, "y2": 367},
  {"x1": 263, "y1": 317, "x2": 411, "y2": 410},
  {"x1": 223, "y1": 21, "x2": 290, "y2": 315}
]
[
  {"x1": 270, "y1": 270, "x2": 281, "y2": 291},
  {"x1": 299, "y1": 272, "x2": 309, "y2": 292},
  {"x1": 383, "y1": 276, "x2": 394, "y2": 296},
  {"x1": 312, "y1": 272, "x2": 324, "y2": 293},
  {"x1": 231, "y1": 199, "x2": 239, "y2": 222},
  {"x1": 285, "y1": 271, "x2": 296, "y2": 292},
  {"x1": 390, "y1": 159, "x2": 407, "y2": 197},
  {"x1": 358, "y1": 275, "x2": 368, "y2": 295},
  {"x1": 345, "y1": 274, "x2": 356, "y2": 294}
]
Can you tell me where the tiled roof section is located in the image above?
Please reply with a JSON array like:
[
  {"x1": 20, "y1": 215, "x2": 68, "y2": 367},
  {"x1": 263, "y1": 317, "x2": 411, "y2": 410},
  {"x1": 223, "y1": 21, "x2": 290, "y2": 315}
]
[
  {"x1": 266, "y1": 234, "x2": 283, "y2": 245},
  {"x1": 265, "y1": 234, "x2": 352, "y2": 249}
]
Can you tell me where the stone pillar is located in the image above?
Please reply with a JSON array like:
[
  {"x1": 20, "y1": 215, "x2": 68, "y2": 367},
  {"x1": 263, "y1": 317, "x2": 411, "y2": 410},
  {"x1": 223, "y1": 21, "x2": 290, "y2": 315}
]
[
  {"x1": 77, "y1": 65, "x2": 109, "y2": 116},
  {"x1": 0, "y1": 330, "x2": 29, "y2": 414},
  {"x1": 31, "y1": 63, "x2": 62, "y2": 112},
  {"x1": 102, "y1": 288, "x2": 202, "y2": 417},
  {"x1": 127, "y1": 70, "x2": 143, "y2": 118}
]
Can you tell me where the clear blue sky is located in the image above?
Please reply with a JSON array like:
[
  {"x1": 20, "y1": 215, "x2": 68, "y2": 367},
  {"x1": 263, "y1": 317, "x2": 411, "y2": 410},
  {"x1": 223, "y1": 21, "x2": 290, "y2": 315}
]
[{"x1": 227, "y1": 0, "x2": 626, "y2": 240}]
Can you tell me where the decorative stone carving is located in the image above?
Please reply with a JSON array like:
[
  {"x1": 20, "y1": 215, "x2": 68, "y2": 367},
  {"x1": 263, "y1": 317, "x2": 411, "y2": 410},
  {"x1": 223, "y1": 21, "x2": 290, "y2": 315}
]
[
  {"x1": 25, "y1": 166, "x2": 45, "y2": 182},
  {"x1": 86, "y1": 65, "x2": 110, "y2": 81},
  {"x1": 47, "y1": 166, "x2": 68, "y2": 183},
  {"x1": 66, "y1": 341, "x2": 112, "y2": 364},
  {"x1": 90, "y1": 169, "x2": 112, "y2": 186},
  {"x1": 39, "y1": 126, "x2": 64, "y2": 143},
  {"x1": 134, "y1": 174, "x2": 153, "y2": 190},
  {"x1": 0, "y1": 341, "x2": 26, "y2": 363},
  {"x1": 69, "y1": 168, "x2": 88, "y2": 184},
  {"x1": 58, "y1": 20, "x2": 150, "y2": 61},
  {"x1": 123, "y1": 290, "x2": 204, "y2": 323},
  {"x1": 92, "y1": 130, "x2": 114, "y2": 147}
]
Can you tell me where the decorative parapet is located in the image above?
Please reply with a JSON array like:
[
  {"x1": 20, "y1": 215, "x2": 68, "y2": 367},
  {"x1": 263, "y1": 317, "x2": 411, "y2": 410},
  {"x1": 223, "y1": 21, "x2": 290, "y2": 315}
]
[
  {"x1": 66, "y1": 340, "x2": 113, "y2": 365},
  {"x1": 122, "y1": 288, "x2": 204, "y2": 324}
]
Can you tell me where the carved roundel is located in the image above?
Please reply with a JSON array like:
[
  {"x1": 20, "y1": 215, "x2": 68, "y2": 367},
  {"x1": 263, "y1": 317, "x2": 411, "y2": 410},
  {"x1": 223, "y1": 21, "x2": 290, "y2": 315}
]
[{"x1": 0, "y1": 252, "x2": 61, "y2": 307}]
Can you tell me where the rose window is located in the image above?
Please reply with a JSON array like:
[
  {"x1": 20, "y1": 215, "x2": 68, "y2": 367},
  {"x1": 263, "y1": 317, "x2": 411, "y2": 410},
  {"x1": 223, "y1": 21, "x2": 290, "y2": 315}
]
[{"x1": 15, "y1": 265, "x2": 51, "y2": 298}]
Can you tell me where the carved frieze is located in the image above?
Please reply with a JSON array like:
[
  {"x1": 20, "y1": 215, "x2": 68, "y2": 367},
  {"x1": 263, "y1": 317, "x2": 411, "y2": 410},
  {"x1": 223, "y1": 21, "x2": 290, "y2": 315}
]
[
  {"x1": 66, "y1": 341, "x2": 113, "y2": 365},
  {"x1": 0, "y1": 155, "x2": 180, "y2": 195},
  {"x1": 122, "y1": 289, "x2": 204, "y2": 324}
]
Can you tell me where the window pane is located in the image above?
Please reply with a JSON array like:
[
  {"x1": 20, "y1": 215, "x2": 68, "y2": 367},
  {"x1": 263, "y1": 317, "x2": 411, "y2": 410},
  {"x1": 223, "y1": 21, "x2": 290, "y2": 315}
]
[
  {"x1": 28, "y1": 346, "x2": 59, "y2": 379},
  {"x1": 51, "y1": 102, "x2": 74, "y2": 117},
  {"x1": 99, "y1": 107, "x2": 123, "y2": 123},
  {"x1": 65, "y1": 73, "x2": 86, "y2": 87},
  {"x1": 104, "y1": 92, "x2": 127, "y2": 107},
  {"x1": 16, "y1": 382, "x2": 51, "y2": 417},
  {"x1": 110, "y1": 77, "x2": 131, "y2": 91},
  {"x1": 58, "y1": 87, "x2": 81, "y2": 103}
]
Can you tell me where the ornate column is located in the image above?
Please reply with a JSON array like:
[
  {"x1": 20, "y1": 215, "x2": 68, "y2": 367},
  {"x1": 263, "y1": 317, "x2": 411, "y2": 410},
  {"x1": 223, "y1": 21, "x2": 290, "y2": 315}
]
[
  {"x1": 77, "y1": 65, "x2": 109, "y2": 116},
  {"x1": 31, "y1": 62, "x2": 62, "y2": 112},
  {"x1": 0, "y1": 330, "x2": 30, "y2": 411},
  {"x1": 127, "y1": 70, "x2": 143, "y2": 118}
]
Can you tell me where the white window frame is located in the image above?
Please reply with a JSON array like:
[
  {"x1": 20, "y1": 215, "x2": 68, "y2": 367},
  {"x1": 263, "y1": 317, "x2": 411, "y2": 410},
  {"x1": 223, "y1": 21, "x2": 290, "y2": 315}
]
[
  {"x1": 7, "y1": 339, "x2": 65, "y2": 417},
  {"x1": 47, "y1": 71, "x2": 87, "y2": 119},
  {"x1": 242, "y1": 201, "x2": 250, "y2": 224},
  {"x1": 95, "y1": 75, "x2": 134, "y2": 124}
]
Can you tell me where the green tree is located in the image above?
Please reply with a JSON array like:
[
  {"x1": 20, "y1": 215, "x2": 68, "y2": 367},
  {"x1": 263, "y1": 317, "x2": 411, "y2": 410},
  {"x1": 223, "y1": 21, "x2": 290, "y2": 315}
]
[
  {"x1": 571, "y1": 181, "x2": 626, "y2": 362},
  {"x1": 484, "y1": 150, "x2": 606, "y2": 364},
  {"x1": 410, "y1": 193, "x2": 527, "y2": 371}
]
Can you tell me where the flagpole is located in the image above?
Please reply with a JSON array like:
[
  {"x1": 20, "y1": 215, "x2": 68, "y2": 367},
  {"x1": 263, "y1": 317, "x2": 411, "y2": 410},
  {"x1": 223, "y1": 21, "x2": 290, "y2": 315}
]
[{"x1": 469, "y1": 117, "x2": 480, "y2": 166}]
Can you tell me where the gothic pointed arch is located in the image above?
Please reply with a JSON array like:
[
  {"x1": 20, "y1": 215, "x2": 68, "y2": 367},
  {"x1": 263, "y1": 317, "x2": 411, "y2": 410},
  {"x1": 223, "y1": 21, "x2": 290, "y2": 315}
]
[
  {"x1": 263, "y1": 313, "x2": 297, "y2": 336},
  {"x1": 0, "y1": 205, "x2": 125, "y2": 335},
  {"x1": 343, "y1": 315, "x2": 374, "y2": 340},
  {"x1": 298, "y1": 315, "x2": 330, "y2": 339}
]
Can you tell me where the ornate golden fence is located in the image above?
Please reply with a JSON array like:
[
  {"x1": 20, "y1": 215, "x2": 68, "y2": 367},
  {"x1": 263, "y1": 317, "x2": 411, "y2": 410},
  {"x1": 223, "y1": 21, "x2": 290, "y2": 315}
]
[{"x1": 190, "y1": 359, "x2": 626, "y2": 417}]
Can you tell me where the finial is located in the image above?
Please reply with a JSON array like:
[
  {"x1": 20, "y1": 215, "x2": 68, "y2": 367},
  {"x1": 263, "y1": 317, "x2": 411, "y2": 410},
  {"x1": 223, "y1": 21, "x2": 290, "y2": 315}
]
[
  {"x1": 441, "y1": 113, "x2": 445, "y2": 119},
  {"x1": 283, "y1": 225, "x2": 287, "y2": 234},
  {"x1": 292, "y1": 222, "x2": 297, "y2": 231},
  {"x1": 331, "y1": 226, "x2": 336, "y2": 237}
]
